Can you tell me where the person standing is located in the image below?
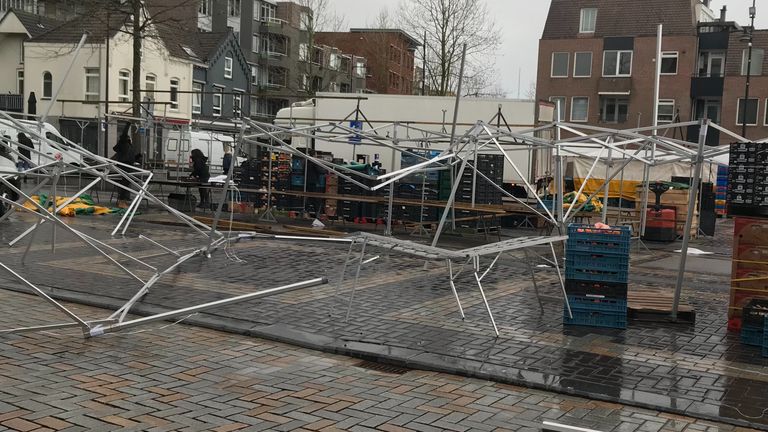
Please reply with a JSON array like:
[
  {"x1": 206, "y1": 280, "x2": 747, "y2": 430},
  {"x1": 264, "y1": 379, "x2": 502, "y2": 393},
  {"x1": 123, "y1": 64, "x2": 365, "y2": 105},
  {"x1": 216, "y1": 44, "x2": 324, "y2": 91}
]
[
  {"x1": 189, "y1": 148, "x2": 210, "y2": 209},
  {"x1": 222, "y1": 148, "x2": 232, "y2": 176},
  {"x1": 111, "y1": 129, "x2": 134, "y2": 209},
  {"x1": 16, "y1": 133, "x2": 34, "y2": 182}
]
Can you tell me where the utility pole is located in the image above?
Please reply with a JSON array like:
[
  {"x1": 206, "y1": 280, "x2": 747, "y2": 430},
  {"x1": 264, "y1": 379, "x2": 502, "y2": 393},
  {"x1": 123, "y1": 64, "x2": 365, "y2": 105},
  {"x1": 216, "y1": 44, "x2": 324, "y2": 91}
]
[{"x1": 741, "y1": 0, "x2": 756, "y2": 139}]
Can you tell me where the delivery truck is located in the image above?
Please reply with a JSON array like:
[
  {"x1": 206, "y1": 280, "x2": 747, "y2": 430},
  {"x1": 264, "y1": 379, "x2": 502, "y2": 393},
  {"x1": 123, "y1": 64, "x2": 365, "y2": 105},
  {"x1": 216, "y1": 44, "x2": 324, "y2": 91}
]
[{"x1": 274, "y1": 92, "x2": 539, "y2": 182}]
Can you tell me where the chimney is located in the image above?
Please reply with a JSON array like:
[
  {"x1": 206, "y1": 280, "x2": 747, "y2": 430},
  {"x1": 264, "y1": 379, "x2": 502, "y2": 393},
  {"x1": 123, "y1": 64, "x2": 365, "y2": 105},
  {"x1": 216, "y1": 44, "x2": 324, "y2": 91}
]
[{"x1": 720, "y1": 5, "x2": 727, "y2": 22}]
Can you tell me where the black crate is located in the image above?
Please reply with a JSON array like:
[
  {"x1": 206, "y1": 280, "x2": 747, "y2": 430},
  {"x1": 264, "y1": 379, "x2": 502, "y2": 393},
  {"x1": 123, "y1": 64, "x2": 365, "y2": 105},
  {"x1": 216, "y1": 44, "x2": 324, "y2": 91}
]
[
  {"x1": 743, "y1": 298, "x2": 768, "y2": 327},
  {"x1": 565, "y1": 279, "x2": 628, "y2": 299}
]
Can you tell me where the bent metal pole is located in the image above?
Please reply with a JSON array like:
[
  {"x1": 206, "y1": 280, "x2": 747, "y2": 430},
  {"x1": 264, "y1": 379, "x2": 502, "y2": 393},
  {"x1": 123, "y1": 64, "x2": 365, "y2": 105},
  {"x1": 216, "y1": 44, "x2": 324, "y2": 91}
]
[
  {"x1": 672, "y1": 119, "x2": 708, "y2": 319},
  {"x1": 87, "y1": 277, "x2": 328, "y2": 337}
]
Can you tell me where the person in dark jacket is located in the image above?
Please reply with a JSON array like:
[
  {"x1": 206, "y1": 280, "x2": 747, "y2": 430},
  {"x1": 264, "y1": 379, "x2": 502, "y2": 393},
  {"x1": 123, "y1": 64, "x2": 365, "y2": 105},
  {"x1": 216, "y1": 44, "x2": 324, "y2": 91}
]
[
  {"x1": 111, "y1": 129, "x2": 134, "y2": 209},
  {"x1": 16, "y1": 133, "x2": 34, "y2": 182},
  {"x1": 189, "y1": 148, "x2": 210, "y2": 208},
  {"x1": 222, "y1": 150, "x2": 232, "y2": 176}
]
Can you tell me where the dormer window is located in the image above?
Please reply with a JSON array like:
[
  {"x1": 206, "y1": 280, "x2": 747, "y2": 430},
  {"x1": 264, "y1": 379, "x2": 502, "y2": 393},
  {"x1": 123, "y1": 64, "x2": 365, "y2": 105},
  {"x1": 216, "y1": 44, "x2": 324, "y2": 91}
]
[{"x1": 580, "y1": 8, "x2": 597, "y2": 33}]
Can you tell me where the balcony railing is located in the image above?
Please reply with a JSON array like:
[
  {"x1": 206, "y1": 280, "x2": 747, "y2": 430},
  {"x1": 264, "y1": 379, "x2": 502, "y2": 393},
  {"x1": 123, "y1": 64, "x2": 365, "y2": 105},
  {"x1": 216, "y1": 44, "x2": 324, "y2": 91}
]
[{"x1": 0, "y1": 94, "x2": 23, "y2": 112}]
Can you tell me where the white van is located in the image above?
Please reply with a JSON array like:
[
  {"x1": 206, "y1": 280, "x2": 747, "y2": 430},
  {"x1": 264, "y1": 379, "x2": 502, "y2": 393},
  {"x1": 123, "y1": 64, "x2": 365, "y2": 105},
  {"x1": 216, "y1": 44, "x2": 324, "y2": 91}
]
[
  {"x1": 0, "y1": 119, "x2": 83, "y2": 167},
  {"x1": 165, "y1": 130, "x2": 235, "y2": 169}
]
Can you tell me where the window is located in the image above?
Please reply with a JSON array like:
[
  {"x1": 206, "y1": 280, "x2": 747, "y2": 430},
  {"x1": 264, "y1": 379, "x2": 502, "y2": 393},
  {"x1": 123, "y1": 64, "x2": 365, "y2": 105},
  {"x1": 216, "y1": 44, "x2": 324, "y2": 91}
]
[
  {"x1": 192, "y1": 82, "x2": 202, "y2": 114},
  {"x1": 145, "y1": 74, "x2": 156, "y2": 100},
  {"x1": 118, "y1": 69, "x2": 130, "y2": 102},
  {"x1": 212, "y1": 88, "x2": 223, "y2": 116},
  {"x1": 571, "y1": 97, "x2": 589, "y2": 122},
  {"x1": 551, "y1": 52, "x2": 569, "y2": 77},
  {"x1": 389, "y1": 71, "x2": 400, "y2": 90},
  {"x1": 251, "y1": 65, "x2": 259, "y2": 85},
  {"x1": 329, "y1": 82, "x2": 339, "y2": 92},
  {"x1": 737, "y1": 98, "x2": 759, "y2": 126},
  {"x1": 252, "y1": 0, "x2": 260, "y2": 20},
  {"x1": 573, "y1": 52, "x2": 592, "y2": 77},
  {"x1": 580, "y1": 8, "x2": 597, "y2": 33},
  {"x1": 261, "y1": 2, "x2": 275, "y2": 21},
  {"x1": 603, "y1": 50, "x2": 632, "y2": 76},
  {"x1": 252, "y1": 34, "x2": 260, "y2": 53},
  {"x1": 549, "y1": 96, "x2": 566, "y2": 121},
  {"x1": 698, "y1": 51, "x2": 724, "y2": 77},
  {"x1": 233, "y1": 92, "x2": 242, "y2": 117},
  {"x1": 659, "y1": 52, "x2": 678, "y2": 75},
  {"x1": 17, "y1": 70, "x2": 23, "y2": 95},
  {"x1": 169, "y1": 78, "x2": 179, "y2": 110},
  {"x1": 329, "y1": 52, "x2": 340, "y2": 70},
  {"x1": 42, "y1": 71, "x2": 52, "y2": 99},
  {"x1": 300, "y1": 74, "x2": 309, "y2": 91},
  {"x1": 228, "y1": 0, "x2": 240, "y2": 17},
  {"x1": 599, "y1": 97, "x2": 629, "y2": 123},
  {"x1": 198, "y1": 0, "x2": 211, "y2": 16},
  {"x1": 299, "y1": 43, "x2": 309, "y2": 62},
  {"x1": 657, "y1": 99, "x2": 675, "y2": 123},
  {"x1": 340, "y1": 83, "x2": 351, "y2": 93},
  {"x1": 742, "y1": 48, "x2": 765, "y2": 76},
  {"x1": 389, "y1": 45, "x2": 401, "y2": 64},
  {"x1": 355, "y1": 60, "x2": 365, "y2": 78},
  {"x1": 224, "y1": 57, "x2": 233, "y2": 79},
  {"x1": 300, "y1": 11, "x2": 311, "y2": 30},
  {"x1": 84, "y1": 67, "x2": 99, "y2": 102}
]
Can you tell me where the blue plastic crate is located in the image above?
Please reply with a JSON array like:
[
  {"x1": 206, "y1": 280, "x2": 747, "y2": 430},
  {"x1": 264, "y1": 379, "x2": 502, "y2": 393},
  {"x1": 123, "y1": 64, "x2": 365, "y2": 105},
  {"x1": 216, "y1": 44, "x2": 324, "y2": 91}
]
[
  {"x1": 563, "y1": 309, "x2": 627, "y2": 329},
  {"x1": 566, "y1": 252, "x2": 629, "y2": 272},
  {"x1": 567, "y1": 295, "x2": 628, "y2": 313},
  {"x1": 741, "y1": 324, "x2": 764, "y2": 347},
  {"x1": 565, "y1": 266, "x2": 629, "y2": 284},
  {"x1": 567, "y1": 224, "x2": 631, "y2": 256},
  {"x1": 537, "y1": 199, "x2": 556, "y2": 212}
]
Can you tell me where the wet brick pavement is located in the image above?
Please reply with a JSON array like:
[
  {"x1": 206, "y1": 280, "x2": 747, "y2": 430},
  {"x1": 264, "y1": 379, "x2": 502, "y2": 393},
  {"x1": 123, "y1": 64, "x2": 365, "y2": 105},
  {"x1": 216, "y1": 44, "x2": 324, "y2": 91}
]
[
  {"x1": 0, "y1": 289, "x2": 760, "y2": 432},
  {"x1": 0, "y1": 211, "x2": 766, "y2": 430}
]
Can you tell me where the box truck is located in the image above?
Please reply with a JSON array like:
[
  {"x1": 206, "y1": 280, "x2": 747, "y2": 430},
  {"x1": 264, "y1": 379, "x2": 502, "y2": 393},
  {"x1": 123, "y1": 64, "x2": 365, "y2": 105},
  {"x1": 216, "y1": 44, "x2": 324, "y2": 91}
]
[{"x1": 274, "y1": 92, "x2": 538, "y2": 182}]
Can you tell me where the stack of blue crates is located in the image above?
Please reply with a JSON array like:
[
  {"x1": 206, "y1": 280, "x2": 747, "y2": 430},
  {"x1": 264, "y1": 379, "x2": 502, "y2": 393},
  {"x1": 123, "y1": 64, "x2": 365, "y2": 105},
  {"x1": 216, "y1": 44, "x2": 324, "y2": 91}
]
[
  {"x1": 563, "y1": 224, "x2": 631, "y2": 329},
  {"x1": 739, "y1": 299, "x2": 768, "y2": 358}
]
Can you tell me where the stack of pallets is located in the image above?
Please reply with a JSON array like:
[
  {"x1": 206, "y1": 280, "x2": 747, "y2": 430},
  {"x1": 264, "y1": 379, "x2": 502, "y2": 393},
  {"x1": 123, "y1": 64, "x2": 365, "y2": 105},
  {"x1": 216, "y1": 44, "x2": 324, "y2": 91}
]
[{"x1": 563, "y1": 224, "x2": 630, "y2": 329}]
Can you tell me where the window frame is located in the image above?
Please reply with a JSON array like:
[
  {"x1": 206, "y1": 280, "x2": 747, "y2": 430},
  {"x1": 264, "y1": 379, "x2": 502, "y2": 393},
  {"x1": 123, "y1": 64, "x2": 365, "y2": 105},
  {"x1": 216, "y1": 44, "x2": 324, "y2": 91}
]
[
  {"x1": 599, "y1": 96, "x2": 629, "y2": 123},
  {"x1": 84, "y1": 67, "x2": 100, "y2": 102},
  {"x1": 602, "y1": 50, "x2": 633, "y2": 77},
  {"x1": 551, "y1": 52, "x2": 569, "y2": 78},
  {"x1": 660, "y1": 51, "x2": 679, "y2": 75},
  {"x1": 169, "y1": 78, "x2": 180, "y2": 111},
  {"x1": 118, "y1": 69, "x2": 130, "y2": 102},
  {"x1": 145, "y1": 73, "x2": 156, "y2": 100},
  {"x1": 212, "y1": 87, "x2": 223, "y2": 117},
  {"x1": 570, "y1": 97, "x2": 589, "y2": 123},
  {"x1": 742, "y1": 48, "x2": 765, "y2": 76},
  {"x1": 657, "y1": 99, "x2": 675, "y2": 124},
  {"x1": 573, "y1": 51, "x2": 592, "y2": 78},
  {"x1": 355, "y1": 60, "x2": 365, "y2": 78},
  {"x1": 16, "y1": 69, "x2": 23, "y2": 96},
  {"x1": 192, "y1": 81, "x2": 203, "y2": 115},
  {"x1": 252, "y1": 34, "x2": 260, "y2": 53},
  {"x1": 198, "y1": 0, "x2": 212, "y2": 16},
  {"x1": 228, "y1": 0, "x2": 240, "y2": 17},
  {"x1": 251, "y1": 65, "x2": 259, "y2": 86},
  {"x1": 233, "y1": 92, "x2": 242, "y2": 117},
  {"x1": 252, "y1": 0, "x2": 260, "y2": 20},
  {"x1": 579, "y1": 8, "x2": 597, "y2": 33},
  {"x1": 224, "y1": 57, "x2": 233, "y2": 79},
  {"x1": 736, "y1": 97, "x2": 759, "y2": 126},
  {"x1": 299, "y1": 43, "x2": 309, "y2": 62},
  {"x1": 549, "y1": 96, "x2": 566, "y2": 122},
  {"x1": 42, "y1": 71, "x2": 52, "y2": 99}
]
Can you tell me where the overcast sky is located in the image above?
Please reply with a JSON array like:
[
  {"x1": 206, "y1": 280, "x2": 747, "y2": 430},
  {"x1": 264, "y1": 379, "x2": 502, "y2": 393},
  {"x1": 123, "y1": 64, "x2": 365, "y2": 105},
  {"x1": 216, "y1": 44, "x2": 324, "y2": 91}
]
[{"x1": 328, "y1": 0, "x2": 768, "y2": 98}]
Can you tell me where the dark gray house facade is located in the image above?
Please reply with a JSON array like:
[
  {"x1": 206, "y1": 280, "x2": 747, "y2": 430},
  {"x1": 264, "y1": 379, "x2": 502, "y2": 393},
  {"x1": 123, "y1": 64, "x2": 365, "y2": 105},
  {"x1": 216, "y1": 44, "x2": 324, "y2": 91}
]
[{"x1": 190, "y1": 30, "x2": 251, "y2": 131}]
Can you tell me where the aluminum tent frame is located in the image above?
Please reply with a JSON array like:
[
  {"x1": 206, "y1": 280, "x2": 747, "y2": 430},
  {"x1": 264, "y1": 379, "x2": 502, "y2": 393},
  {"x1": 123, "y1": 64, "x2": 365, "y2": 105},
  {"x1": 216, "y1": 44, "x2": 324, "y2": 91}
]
[{"x1": 0, "y1": 111, "x2": 328, "y2": 337}]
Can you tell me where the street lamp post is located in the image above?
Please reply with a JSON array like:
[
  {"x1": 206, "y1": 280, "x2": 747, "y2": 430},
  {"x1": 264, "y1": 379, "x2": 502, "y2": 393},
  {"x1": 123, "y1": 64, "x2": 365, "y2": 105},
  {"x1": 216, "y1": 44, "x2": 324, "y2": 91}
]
[{"x1": 741, "y1": 0, "x2": 757, "y2": 139}]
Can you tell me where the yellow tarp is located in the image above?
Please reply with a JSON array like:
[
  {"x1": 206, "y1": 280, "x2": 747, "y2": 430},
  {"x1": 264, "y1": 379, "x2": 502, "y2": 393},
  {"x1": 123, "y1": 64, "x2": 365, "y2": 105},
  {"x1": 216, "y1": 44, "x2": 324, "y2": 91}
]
[{"x1": 20, "y1": 195, "x2": 120, "y2": 217}]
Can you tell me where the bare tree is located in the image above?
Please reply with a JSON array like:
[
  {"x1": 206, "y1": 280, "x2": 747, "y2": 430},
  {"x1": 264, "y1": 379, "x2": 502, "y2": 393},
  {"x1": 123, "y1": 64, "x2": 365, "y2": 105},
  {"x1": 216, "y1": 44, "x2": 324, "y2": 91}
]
[
  {"x1": 524, "y1": 81, "x2": 537, "y2": 100},
  {"x1": 398, "y1": 0, "x2": 502, "y2": 96}
]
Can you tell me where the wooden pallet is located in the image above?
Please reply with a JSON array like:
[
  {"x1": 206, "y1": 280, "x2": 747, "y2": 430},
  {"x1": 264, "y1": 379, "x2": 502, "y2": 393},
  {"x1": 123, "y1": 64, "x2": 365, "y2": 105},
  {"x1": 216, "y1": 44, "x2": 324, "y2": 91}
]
[{"x1": 627, "y1": 288, "x2": 696, "y2": 323}]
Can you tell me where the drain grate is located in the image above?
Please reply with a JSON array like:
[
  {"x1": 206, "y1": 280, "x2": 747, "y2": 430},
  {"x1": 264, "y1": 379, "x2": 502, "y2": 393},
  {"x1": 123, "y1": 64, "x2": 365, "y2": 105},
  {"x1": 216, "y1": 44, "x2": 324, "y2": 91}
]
[{"x1": 355, "y1": 360, "x2": 410, "y2": 375}]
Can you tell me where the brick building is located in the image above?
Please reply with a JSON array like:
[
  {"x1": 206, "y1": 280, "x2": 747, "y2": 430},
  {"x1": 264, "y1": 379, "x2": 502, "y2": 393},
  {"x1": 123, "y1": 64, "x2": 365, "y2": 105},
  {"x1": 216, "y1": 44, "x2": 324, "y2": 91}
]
[
  {"x1": 316, "y1": 29, "x2": 420, "y2": 95},
  {"x1": 537, "y1": 0, "x2": 768, "y2": 144}
]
